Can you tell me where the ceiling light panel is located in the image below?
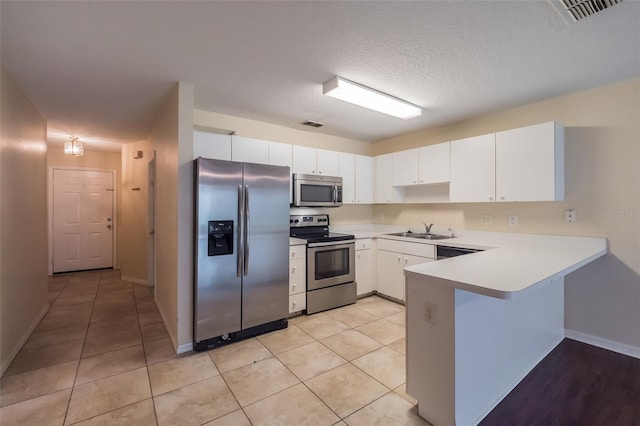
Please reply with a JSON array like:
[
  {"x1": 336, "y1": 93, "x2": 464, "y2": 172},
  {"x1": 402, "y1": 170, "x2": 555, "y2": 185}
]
[{"x1": 322, "y1": 76, "x2": 422, "y2": 120}]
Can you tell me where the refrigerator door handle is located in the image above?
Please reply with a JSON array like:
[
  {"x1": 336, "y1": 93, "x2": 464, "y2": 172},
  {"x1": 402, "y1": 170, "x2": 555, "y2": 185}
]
[
  {"x1": 237, "y1": 185, "x2": 244, "y2": 277},
  {"x1": 243, "y1": 185, "x2": 250, "y2": 276}
]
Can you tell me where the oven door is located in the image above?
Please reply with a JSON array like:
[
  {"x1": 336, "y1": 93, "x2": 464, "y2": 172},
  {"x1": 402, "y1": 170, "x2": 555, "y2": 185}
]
[{"x1": 307, "y1": 241, "x2": 355, "y2": 290}]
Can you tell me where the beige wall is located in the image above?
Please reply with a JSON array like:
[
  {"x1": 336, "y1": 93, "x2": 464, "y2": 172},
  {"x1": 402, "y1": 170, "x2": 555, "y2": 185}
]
[
  {"x1": 176, "y1": 83, "x2": 194, "y2": 349},
  {"x1": 373, "y1": 77, "x2": 640, "y2": 348},
  {"x1": 0, "y1": 69, "x2": 49, "y2": 374},
  {"x1": 194, "y1": 110, "x2": 371, "y2": 155},
  {"x1": 120, "y1": 140, "x2": 153, "y2": 283},
  {"x1": 148, "y1": 82, "x2": 195, "y2": 351},
  {"x1": 149, "y1": 85, "x2": 181, "y2": 349},
  {"x1": 47, "y1": 146, "x2": 122, "y2": 269}
]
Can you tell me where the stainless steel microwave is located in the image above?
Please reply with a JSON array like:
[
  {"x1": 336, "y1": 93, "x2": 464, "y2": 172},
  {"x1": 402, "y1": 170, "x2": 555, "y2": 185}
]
[{"x1": 292, "y1": 173, "x2": 343, "y2": 207}]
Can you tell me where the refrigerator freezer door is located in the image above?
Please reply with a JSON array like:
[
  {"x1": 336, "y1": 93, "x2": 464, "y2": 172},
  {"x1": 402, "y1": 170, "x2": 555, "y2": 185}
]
[
  {"x1": 241, "y1": 162, "x2": 290, "y2": 329},
  {"x1": 194, "y1": 158, "x2": 243, "y2": 342}
]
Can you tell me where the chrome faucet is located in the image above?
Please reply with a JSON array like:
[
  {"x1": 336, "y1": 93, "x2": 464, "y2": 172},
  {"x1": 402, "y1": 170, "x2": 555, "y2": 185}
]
[{"x1": 423, "y1": 223, "x2": 434, "y2": 234}]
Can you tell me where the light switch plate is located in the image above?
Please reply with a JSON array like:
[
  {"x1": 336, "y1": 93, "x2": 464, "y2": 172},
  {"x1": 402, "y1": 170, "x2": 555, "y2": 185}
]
[{"x1": 508, "y1": 215, "x2": 518, "y2": 226}]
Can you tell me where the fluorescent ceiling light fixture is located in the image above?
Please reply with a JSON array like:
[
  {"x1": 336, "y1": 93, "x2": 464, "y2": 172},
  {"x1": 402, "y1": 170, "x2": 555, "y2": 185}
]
[{"x1": 322, "y1": 76, "x2": 422, "y2": 119}]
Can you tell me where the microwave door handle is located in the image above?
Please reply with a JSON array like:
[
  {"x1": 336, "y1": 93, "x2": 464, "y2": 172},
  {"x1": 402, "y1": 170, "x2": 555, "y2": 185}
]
[
  {"x1": 243, "y1": 185, "x2": 250, "y2": 276},
  {"x1": 237, "y1": 185, "x2": 244, "y2": 277},
  {"x1": 333, "y1": 185, "x2": 337, "y2": 203}
]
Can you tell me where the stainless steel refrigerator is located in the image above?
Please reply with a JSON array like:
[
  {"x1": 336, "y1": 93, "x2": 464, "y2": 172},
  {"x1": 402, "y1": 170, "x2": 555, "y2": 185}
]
[{"x1": 194, "y1": 158, "x2": 290, "y2": 351}]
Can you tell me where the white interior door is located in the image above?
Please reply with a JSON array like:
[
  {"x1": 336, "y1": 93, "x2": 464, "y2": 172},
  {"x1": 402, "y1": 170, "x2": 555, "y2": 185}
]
[{"x1": 53, "y1": 169, "x2": 114, "y2": 273}]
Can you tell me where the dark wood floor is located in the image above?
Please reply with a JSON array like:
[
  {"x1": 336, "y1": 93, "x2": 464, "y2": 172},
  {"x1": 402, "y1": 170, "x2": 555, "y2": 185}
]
[{"x1": 480, "y1": 338, "x2": 640, "y2": 426}]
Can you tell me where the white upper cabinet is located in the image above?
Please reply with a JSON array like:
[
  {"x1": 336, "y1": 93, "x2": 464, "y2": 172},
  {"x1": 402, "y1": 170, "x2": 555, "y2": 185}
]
[
  {"x1": 392, "y1": 149, "x2": 420, "y2": 186},
  {"x1": 316, "y1": 149, "x2": 341, "y2": 176},
  {"x1": 231, "y1": 135, "x2": 269, "y2": 164},
  {"x1": 193, "y1": 130, "x2": 232, "y2": 161},
  {"x1": 450, "y1": 133, "x2": 496, "y2": 203},
  {"x1": 268, "y1": 141, "x2": 292, "y2": 168},
  {"x1": 355, "y1": 155, "x2": 374, "y2": 204},
  {"x1": 375, "y1": 154, "x2": 394, "y2": 203},
  {"x1": 292, "y1": 145, "x2": 317, "y2": 175},
  {"x1": 495, "y1": 122, "x2": 564, "y2": 202},
  {"x1": 339, "y1": 153, "x2": 356, "y2": 204},
  {"x1": 419, "y1": 142, "x2": 450, "y2": 184}
]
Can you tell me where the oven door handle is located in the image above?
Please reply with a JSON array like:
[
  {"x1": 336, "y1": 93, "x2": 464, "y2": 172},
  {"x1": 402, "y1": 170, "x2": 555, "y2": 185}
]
[{"x1": 307, "y1": 240, "x2": 355, "y2": 248}]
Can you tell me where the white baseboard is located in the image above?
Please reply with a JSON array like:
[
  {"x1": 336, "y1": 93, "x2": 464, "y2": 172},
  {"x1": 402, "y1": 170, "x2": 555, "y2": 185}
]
[
  {"x1": 177, "y1": 342, "x2": 193, "y2": 354},
  {"x1": 121, "y1": 276, "x2": 150, "y2": 286},
  {"x1": 565, "y1": 330, "x2": 640, "y2": 359},
  {"x1": 1, "y1": 304, "x2": 50, "y2": 376},
  {"x1": 154, "y1": 299, "x2": 192, "y2": 355}
]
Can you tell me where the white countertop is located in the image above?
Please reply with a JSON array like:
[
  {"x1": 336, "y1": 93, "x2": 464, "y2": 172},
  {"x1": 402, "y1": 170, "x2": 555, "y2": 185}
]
[
  {"x1": 289, "y1": 237, "x2": 306, "y2": 246},
  {"x1": 329, "y1": 223, "x2": 607, "y2": 299}
]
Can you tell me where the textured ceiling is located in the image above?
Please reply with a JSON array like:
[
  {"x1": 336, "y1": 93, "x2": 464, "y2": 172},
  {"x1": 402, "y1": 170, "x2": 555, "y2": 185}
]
[{"x1": 2, "y1": 1, "x2": 639, "y2": 151}]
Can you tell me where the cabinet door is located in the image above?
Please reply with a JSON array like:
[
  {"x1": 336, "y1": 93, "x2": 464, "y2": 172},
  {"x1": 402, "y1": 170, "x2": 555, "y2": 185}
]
[
  {"x1": 231, "y1": 136, "x2": 269, "y2": 164},
  {"x1": 317, "y1": 149, "x2": 340, "y2": 176},
  {"x1": 375, "y1": 154, "x2": 394, "y2": 203},
  {"x1": 339, "y1": 153, "x2": 356, "y2": 204},
  {"x1": 496, "y1": 122, "x2": 564, "y2": 202},
  {"x1": 269, "y1": 141, "x2": 293, "y2": 168},
  {"x1": 292, "y1": 145, "x2": 317, "y2": 174},
  {"x1": 376, "y1": 250, "x2": 403, "y2": 300},
  {"x1": 450, "y1": 133, "x2": 496, "y2": 202},
  {"x1": 419, "y1": 142, "x2": 450, "y2": 184},
  {"x1": 193, "y1": 130, "x2": 232, "y2": 161},
  {"x1": 289, "y1": 257, "x2": 306, "y2": 295},
  {"x1": 393, "y1": 149, "x2": 419, "y2": 186},
  {"x1": 355, "y1": 155, "x2": 374, "y2": 204},
  {"x1": 356, "y1": 249, "x2": 374, "y2": 296}
]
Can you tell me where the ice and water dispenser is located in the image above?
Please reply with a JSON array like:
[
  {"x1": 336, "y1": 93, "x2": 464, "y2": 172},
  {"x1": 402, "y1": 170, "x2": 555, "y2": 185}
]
[{"x1": 208, "y1": 220, "x2": 234, "y2": 256}]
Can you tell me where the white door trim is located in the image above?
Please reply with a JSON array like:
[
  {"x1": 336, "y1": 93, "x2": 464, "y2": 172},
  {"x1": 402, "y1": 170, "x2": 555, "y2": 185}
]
[{"x1": 48, "y1": 166, "x2": 118, "y2": 276}]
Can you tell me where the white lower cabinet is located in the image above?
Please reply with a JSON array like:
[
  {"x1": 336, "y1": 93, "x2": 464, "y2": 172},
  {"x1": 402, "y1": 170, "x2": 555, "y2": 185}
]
[
  {"x1": 355, "y1": 238, "x2": 375, "y2": 296},
  {"x1": 376, "y1": 239, "x2": 435, "y2": 302},
  {"x1": 289, "y1": 245, "x2": 306, "y2": 313}
]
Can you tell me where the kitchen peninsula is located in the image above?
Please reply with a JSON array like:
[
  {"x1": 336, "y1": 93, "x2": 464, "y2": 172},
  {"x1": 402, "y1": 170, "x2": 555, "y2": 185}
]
[{"x1": 402, "y1": 233, "x2": 607, "y2": 426}]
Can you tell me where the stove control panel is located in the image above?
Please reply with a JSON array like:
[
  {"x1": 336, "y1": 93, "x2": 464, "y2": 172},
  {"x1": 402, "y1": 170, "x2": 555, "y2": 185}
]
[{"x1": 289, "y1": 214, "x2": 330, "y2": 227}]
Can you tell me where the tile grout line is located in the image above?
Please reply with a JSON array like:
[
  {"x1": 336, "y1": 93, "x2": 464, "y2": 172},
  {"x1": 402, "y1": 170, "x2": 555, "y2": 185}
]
[
  {"x1": 62, "y1": 272, "x2": 102, "y2": 426},
  {"x1": 134, "y1": 282, "x2": 160, "y2": 426}
]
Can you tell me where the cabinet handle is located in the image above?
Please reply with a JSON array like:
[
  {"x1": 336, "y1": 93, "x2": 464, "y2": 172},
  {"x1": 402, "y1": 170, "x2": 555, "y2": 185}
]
[
  {"x1": 404, "y1": 257, "x2": 408, "y2": 264},
  {"x1": 413, "y1": 180, "x2": 416, "y2": 184},
  {"x1": 319, "y1": 171, "x2": 322, "y2": 174},
  {"x1": 293, "y1": 301, "x2": 297, "y2": 308},
  {"x1": 357, "y1": 254, "x2": 361, "y2": 259},
  {"x1": 420, "y1": 180, "x2": 423, "y2": 183},
  {"x1": 291, "y1": 266, "x2": 296, "y2": 272},
  {"x1": 292, "y1": 284, "x2": 296, "y2": 291},
  {"x1": 489, "y1": 197, "x2": 493, "y2": 201},
  {"x1": 291, "y1": 251, "x2": 295, "y2": 258},
  {"x1": 397, "y1": 256, "x2": 402, "y2": 262},
  {"x1": 500, "y1": 196, "x2": 505, "y2": 200}
]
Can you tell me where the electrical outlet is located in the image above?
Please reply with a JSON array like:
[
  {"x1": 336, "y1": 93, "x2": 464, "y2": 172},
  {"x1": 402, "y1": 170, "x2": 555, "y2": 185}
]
[
  {"x1": 425, "y1": 302, "x2": 437, "y2": 326},
  {"x1": 508, "y1": 215, "x2": 518, "y2": 227},
  {"x1": 565, "y1": 209, "x2": 576, "y2": 223},
  {"x1": 480, "y1": 214, "x2": 492, "y2": 225}
]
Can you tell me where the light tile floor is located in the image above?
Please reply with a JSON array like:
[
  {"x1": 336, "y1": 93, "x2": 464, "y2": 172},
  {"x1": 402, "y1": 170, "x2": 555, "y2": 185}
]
[{"x1": 0, "y1": 270, "x2": 429, "y2": 425}]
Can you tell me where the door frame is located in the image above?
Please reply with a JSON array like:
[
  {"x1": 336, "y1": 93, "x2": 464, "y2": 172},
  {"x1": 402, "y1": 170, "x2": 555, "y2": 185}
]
[
  {"x1": 148, "y1": 151, "x2": 157, "y2": 293},
  {"x1": 47, "y1": 166, "x2": 118, "y2": 276}
]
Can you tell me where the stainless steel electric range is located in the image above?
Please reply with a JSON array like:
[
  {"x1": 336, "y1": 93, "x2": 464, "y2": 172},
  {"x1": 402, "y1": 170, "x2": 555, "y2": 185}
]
[{"x1": 289, "y1": 214, "x2": 356, "y2": 314}]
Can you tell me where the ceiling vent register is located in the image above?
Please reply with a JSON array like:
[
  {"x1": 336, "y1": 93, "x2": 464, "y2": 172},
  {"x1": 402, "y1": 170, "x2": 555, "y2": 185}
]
[
  {"x1": 301, "y1": 120, "x2": 324, "y2": 128},
  {"x1": 560, "y1": 0, "x2": 622, "y2": 21}
]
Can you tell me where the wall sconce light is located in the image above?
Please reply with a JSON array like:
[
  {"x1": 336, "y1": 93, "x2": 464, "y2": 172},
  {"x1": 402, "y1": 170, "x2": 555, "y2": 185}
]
[
  {"x1": 322, "y1": 76, "x2": 422, "y2": 119},
  {"x1": 64, "y1": 136, "x2": 84, "y2": 156}
]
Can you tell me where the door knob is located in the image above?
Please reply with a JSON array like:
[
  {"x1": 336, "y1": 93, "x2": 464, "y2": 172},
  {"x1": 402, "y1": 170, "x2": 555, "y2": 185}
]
[{"x1": 107, "y1": 224, "x2": 112, "y2": 229}]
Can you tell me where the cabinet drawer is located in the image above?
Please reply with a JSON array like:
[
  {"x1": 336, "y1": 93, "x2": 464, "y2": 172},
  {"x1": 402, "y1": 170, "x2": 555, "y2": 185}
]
[
  {"x1": 355, "y1": 238, "x2": 373, "y2": 251},
  {"x1": 289, "y1": 258, "x2": 306, "y2": 295},
  {"x1": 377, "y1": 238, "x2": 435, "y2": 259},
  {"x1": 289, "y1": 293, "x2": 306, "y2": 313},
  {"x1": 289, "y1": 245, "x2": 305, "y2": 260}
]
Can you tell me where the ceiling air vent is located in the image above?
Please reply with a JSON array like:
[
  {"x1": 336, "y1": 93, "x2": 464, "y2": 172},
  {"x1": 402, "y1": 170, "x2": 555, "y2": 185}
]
[
  {"x1": 556, "y1": 0, "x2": 623, "y2": 22},
  {"x1": 301, "y1": 120, "x2": 324, "y2": 128}
]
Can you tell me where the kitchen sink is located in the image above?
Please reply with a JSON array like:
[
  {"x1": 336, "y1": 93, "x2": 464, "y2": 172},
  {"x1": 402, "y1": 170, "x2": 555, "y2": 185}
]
[{"x1": 385, "y1": 232, "x2": 452, "y2": 240}]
